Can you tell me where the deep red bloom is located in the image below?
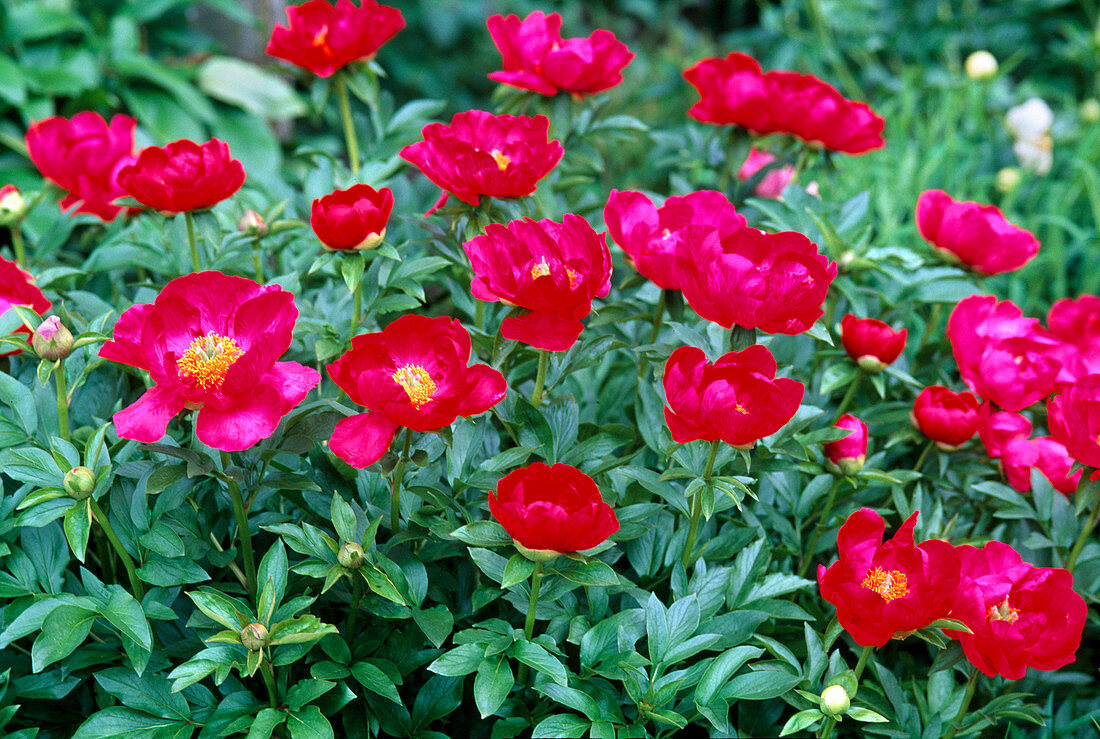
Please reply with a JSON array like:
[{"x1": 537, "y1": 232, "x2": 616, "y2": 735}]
[
  {"x1": 326, "y1": 315, "x2": 507, "y2": 468},
  {"x1": 1000, "y1": 436, "x2": 1081, "y2": 495},
  {"x1": 99, "y1": 271, "x2": 319, "y2": 451},
  {"x1": 916, "y1": 190, "x2": 1039, "y2": 275},
  {"x1": 1048, "y1": 374, "x2": 1100, "y2": 473},
  {"x1": 977, "y1": 402, "x2": 1032, "y2": 458},
  {"x1": 311, "y1": 184, "x2": 393, "y2": 251},
  {"x1": 818, "y1": 509, "x2": 960, "y2": 647},
  {"x1": 824, "y1": 414, "x2": 868, "y2": 476},
  {"x1": 400, "y1": 111, "x2": 563, "y2": 213},
  {"x1": 265, "y1": 0, "x2": 405, "y2": 78},
  {"x1": 463, "y1": 215, "x2": 612, "y2": 352},
  {"x1": 677, "y1": 228, "x2": 836, "y2": 334},
  {"x1": 663, "y1": 344, "x2": 804, "y2": 448},
  {"x1": 840, "y1": 314, "x2": 907, "y2": 372},
  {"x1": 0, "y1": 257, "x2": 52, "y2": 358},
  {"x1": 117, "y1": 138, "x2": 245, "y2": 214},
  {"x1": 947, "y1": 295, "x2": 1062, "y2": 412},
  {"x1": 489, "y1": 463, "x2": 619, "y2": 555},
  {"x1": 1046, "y1": 295, "x2": 1100, "y2": 381},
  {"x1": 945, "y1": 542, "x2": 1086, "y2": 680},
  {"x1": 487, "y1": 11, "x2": 634, "y2": 97},
  {"x1": 25, "y1": 112, "x2": 135, "y2": 221},
  {"x1": 603, "y1": 189, "x2": 747, "y2": 290},
  {"x1": 737, "y1": 147, "x2": 795, "y2": 199},
  {"x1": 683, "y1": 52, "x2": 885, "y2": 155},
  {"x1": 911, "y1": 386, "x2": 980, "y2": 449}
]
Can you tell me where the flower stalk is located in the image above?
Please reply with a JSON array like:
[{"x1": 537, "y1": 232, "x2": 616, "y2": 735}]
[
  {"x1": 334, "y1": 72, "x2": 361, "y2": 173},
  {"x1": 1066, "y1": 481, "x2": 1100, "y2": 572},
  {"x1": 184, "y1": 211, "x2": 201, "y2": 273},
  {"x1": 390, "y1": 428, "x2": 413, "y2": 532},
  {"x1": 10, "y1": 226, "x2": 26, "y2": 268},
  {"x1": 682, "y1": 440, "x2": 720, "y2": 569},
  {"x1": 222, "y1": 451, "x2": 257, "y2": 600},
  {"x1": 943, "y1": 669, "x2": 980, "y2": 739},
  {"x1": 531, "y1": 350, "x2": 550, "y2": 406},
  {"x1": 54, "y1": 359, "x2": 70, "y2": 442},
  {"x1": 523, "y1": 560, "x2": 544, "y2": 641},
  {"x1": 89, "y1": 498, "x2": 144, "y2": 600}
]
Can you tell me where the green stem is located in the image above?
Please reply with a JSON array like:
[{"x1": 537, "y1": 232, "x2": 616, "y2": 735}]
[
  {"x1": 260, "y1": 655, "x2": 279, "y2": 709},
  {"x1": 253, "y1": 236, "x2": 264, "y2": 283},
  {"x1": 682, "y1": 440, "x2": 720, "y2": 569},
  {"x1": 729, "y1": 325, "x2": 757, "y2": 353},
  {"x1": 832, "y1": 371, "x2": 862, "y2": 423},
  {"x1": 798, "y1": 477, "x2": 841, "y2": 578},
  {"x1": 346, "y1": 576, "x2": 363, "y2": 637},
  {"x1": 222, "y1": 452, "x2": 257, "y2": 600},
  {"x1": 335, "y1": 73, "x2": 360, "y2": 173},
  {"x1": 944, "y1": 669, "x2": 980, "y2": 739},
  {"x1": 184, "y1": 212, "x2": 201, "y2": 272},
  {"x1": 475, "y1": 300, "x2": 484, "y2": 333},
  {"x1": 852, "y1": 644, "x2": 873, "y2": 681},
  {"x1": 89, "y1": 498, "x2": 145, "y2": 600},
  {"x1": 637, "y1": 289, "x2": 668, "y2": 381},
  {"x1": 914, "y1": 440, "x2": 934, "y2": 473},
  {"x1": 1066, "y1": 483, "x2": 1100, "y2": 571},
  {"x1": 531, "y1": 350, "x2": 549, "y2": 406},
  {"x1": 350, "y1": 281, "x2": 361, "y2": 339},
  {"x1": 390, "y1": 429, "x2": 413, "y2": 533},
  {"x1": 54, "y1": 359, "x2": 70, "y2": 442},
  {"x1": 10, "y1": 226, "x2": 26, "y2": 268},
  {"x1": 523, "y1": 561, "x2": 544, "y2": 641}
]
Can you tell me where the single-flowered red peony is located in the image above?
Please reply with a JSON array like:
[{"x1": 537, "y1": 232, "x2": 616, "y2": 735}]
[
  {"x1": 1, "y1": 256, "x2": 52, "y2": 357},
  {"x1": 603, "y1": 189, "x2": 747, "y2": 290},
  {"x1": 1046, "y1": 295, "x2": 1100, "y2": 380},
  {"x1": 118, "y1": 138, "x2": 245, "y2": 214},
  {"x1": 400, "y1": 110, "x2": 563, "y2": 213},
  {"x1": 463, "y1": 215, "x2": 612, "y2": 352},
  {"x1": 311, "y1": 184, "x2": 393, "y2": 251},
  {"x1": 1000, "y1": 436, "x2": 1081, "y2": 495},
  {"x1": 947, "y1": 295, "x2": 1063, "y2": 412},
  {"x1": 489, "y1": 462, "x2": 619, "y2": 559},
  {"x1": 911, "y1": 386, "x2": 981, "y2": 449},
  {"x1": 684, "y1": 52, "x2": 885, "y2": 154},
  {"x1": 824, "y1": 414, "x2": 868, "y2": 476},
  {"x1": 486, "y1": 11, "x2": 634, "y2": 98},
  {"x1": 663, "y1": 344, "x2": 804, "y2": 449},
  {"x1": 945, "y1": 542, "x2": 1086, "y2": 680},
  {"x1": 265, "y1": 0, "x2": 405, "y2": 78},
  {"x1": 677, "y1": 228, "x2": 836, "y2": 334},
  {"x1": 818, "y1": 509, "x2": 960, "y2": 647},
  {"x1": 916, "y1": 190, "x2": 1039, "y2": 275},
  {"x1": 977, "y1": 402, "x2": 1032, "y2": 458},
  {"x1": 1047, "y1": 374, "x2": 1100, "y2": 474},
  {"x1": 99, "y1": 271, "x2": 319, "y2": 451},
  {"x1": 737, "y1": 147, "x2": 796, "y2": 199},
  {"x1": 326, "y1": 314, "x2": 507, "y2": 468},
  {"x1": 25, "y1": 112, "x2": 135, "y2": 221},
  {"x1": 840, "y1": 314, "x2": 907, "y2": 372}
]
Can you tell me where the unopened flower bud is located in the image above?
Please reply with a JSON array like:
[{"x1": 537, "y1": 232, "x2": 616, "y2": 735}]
[
  {"x1": 238, "y1": 210, "x2": 268, "y2": 236},
  {"x1": 337, "y1": 541, "x2": 365, "y2": 569},
  {"x1": 0, "y1": 185, "x2": 27, "y2": 225},
  {"x1": 964, "y1": 51, "x2": 997, "y2": 81},
  {"x1": 837, "y1": 250, "x2": 856, "y2": 272},
  {"x1": 1080, "y1": 99, "x2": 1100, "y2": 124},
  {"x1": 995, "y1": 167, "x2": 1021, "y2": 194},
  {"x1": 32, "y1": 316, "x2": 74, "y2": 361},
  {"x1": 820, "y1": 684, "x2": 850, "y2": 717},
  {"x1": 240, "y1": 622, "x2": 269, "y2": 651},
  {"x1": 64, "y1": 466, "x2": 96, "y2": 499},
  {"x1": 824, "y1": 414, "x2": 868, "y2": 476}
]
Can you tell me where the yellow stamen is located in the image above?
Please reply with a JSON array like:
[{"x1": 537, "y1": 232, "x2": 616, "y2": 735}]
[
  {"x1": 177, "y1": 333, "x2": 243, "y2": 391},
  {"x1": 490, "y1": 148, "x2": 510, "y2": 171},
  {"x1": 392, "y1": 364, "x2": 436, "y2": 409},
  {"x1": 986, "y1": 597, "x2": 1020, "y2": 623},
  {"x1": 530, "y1": 258, "x2": 551, "y2": 279},
  {"x1": 861, "y1": 567, "x2": 909, "y2": 603},
  {"x1": 734, "y1": 403, "x2": 749, "y2": 415},
  {"x1": 311, "y1": 25, "x2": 333, "y2": 55}
]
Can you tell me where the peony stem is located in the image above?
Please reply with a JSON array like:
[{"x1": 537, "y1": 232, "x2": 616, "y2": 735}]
[
  {"x1": 260, "y1": 654, "x2": 279, "y2": 709},
  {"x1": 943, "y1": 669, "x2": 980, "y2": 739},
  {"x1": 1066, "y1": 481, "x2": 1100, "y2": 572},
  {"x1": 350, "y1": 282, "x2": 362, "y2": 339},
  {"x1": 637, "y1": 288, "x2": 669, "y2": 380},
  {"x1": 334, "y1": 73, "x2": 361, "y2": 174},
  {"x1": 832, "y1": 371, "x2": 862, "y2": 423},
  {"x1": 222, "y1": 451, "x2": 257, "y2": 600},
  {"x1": 523, "y1": 561, "x2": 544, "y2": 641},
  {"x1": 390, "y1": 428, "x2": 413, "y2": 533},
  {"x1": 54, "y1": 359, "x2": 70, "y2": 442},
  {"x1": 10, "y1": 226, "x2": 26, "y2": 268},
  {"x1": 184, "y1": 211, "x2": 201, "y2": 272},
  {"x1": 729, "y1": 325, "x2": 756, "y2": 352},
  {"x1": 90, "y1": 498, "x2": 145, "y2": 600},
  {"x1": 798, "y1": 476, "x2": 841, "y2": 578},
  {"x1": 253, "y1": 235, "x2": 264, "y2": 283},
  {"x1": 682, "y1": 440, "x2": 720, "y2": 570},
  {"x1": 346, "y1": 576, "x2": 363, "y2": 638},
  {"x1": 531, "y1": 350, "x2": 549, "y2": 406},
  {"x1": 852, "y1": 644, "x2": 873, "y2": 680}
]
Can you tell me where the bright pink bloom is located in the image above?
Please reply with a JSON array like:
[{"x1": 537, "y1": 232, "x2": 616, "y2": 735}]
[
  {"x1": 602, "y1": 189, "x2": 747, "y2": 290},
  {"x1": 663, "y1": 344, "x2": 804, "y2": 448},
  {"x1": 265, "y1": 0, "x2": 405, "y2": 78},
  {"x1": 947, "y1": 295, "x2": 1062, "y2": 412},
  {"x1": 1046, "y1": 295, "x2": 1100, "y2": 380},
  {"x1": 463, "y1": 215, "x2": 612, "y2": 352},
  {"x1": 0, "y1": 257, "x2": 52, "y2": 358},
  {"x1": 25, "y1": 112, "x2": 135, "y2": 221},
  {"x1": 737, "y1": 147, "x2": 795, "y2": 198},
  {"x1": 1000, "y1": 436, "x2": 1081, "y2": 495},
  {"x1": 824, "y1": 414, "x2": 868, "y2": 476},
  {"x1": 487, "y1": 11, "x2": 634, "y2": 97},
  {"x1": 683, "y1": 52, "x2": 885, "y2": 155},
  {"x1": 916, "y1": 190, "x2": 1039, "y2": 275},
  {"x1": 976, "y1": 402, "x2": 1032, "y2": 458},
  {"x1": 310, "y1": 184, "x2": 393, "y2": 251},
  {"x1": 945, "y1": 542, "x2": 1086, "y2": 680},
  {"x1": 400, "y1": 111, "x2": 563, "y2": 213},
  {"x1": 840, "y1": 314, "x2": 907, "y2": 372},
  {"x1": 117, "y1": 138, "x2": 245, "y2": 214},
  {"x1": 911, "y1": 386, "x2": 980, "y2": 449},
  {"x1": 326, "y1": 315, "x2": 506, "y2": 468},
  {"x1": 1048, "y1": 374, "x2": 1100, "y2": 474},
  {"x1": 677, "y1": 228, "x2": 836, "y2": 334},
  {"x1": 99, "y1": 271, "x2": 319, "y2": 451}
]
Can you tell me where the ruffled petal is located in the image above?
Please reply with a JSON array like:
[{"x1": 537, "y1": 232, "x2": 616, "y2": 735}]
[
  {"x1": 329, "y1": 412, "x2": 401, "y2": 468},
  {"x1": 113, "y1": 386, "x2": 186, "y2": 444}
]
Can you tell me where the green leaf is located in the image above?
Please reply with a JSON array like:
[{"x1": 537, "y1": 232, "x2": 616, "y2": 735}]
[
  {"x1": 30, "y1": 605, "x2": 95, "y2": 672},
  {"x1": 71, "y1": 707, "x2": 193, "y2": 739},
  {"x1": 780, "y1": 709, "x2": 825, "y2": 736},
  {"x1": 501, "y1": 554, "x2": 536, "y2": 589},
  {"x1": 257, "y1": 540, "x2": 288, "y2": 615},
  {"x1": 695, "y1": 646, "x2": 765, "y2": 706},
  {"x1": 847, "y1": 707, "x2": 889, "y2": 722},
  {"x1": 63, "y1": 499, "x2": 91, "y2": 562},
  {"x1": 197, "y1": 56, "x2": 306, "y2": 120},
  {"x1": 720, "y1": 670, "x2": 802, "y2": 701},
  {"x1": 138, "y1": 556, "x2": 210, "y2": 587},
  {"x1": 94, "y1": 669, "x2": 189, "y2": 720},
  {"x1": 428, "y1": 643, "x2": 486, "y2": 677},
  {"x1": 555, "y1": 559, "x2": 619, "y2": 587},
  {"x1": 246, "y1": 708, "x2": 286, "y2": 739},
  {"x1": 267, "y1": 615, "x2": 338, "y2": 646},
  {"x1": 285, "y1": 680, "x2": 334, "y2": 713},
  {"x1": 532, "y1": 715, "x2": 592, "y2": 738},
  {"x1": 927, "y1": 618, "x2": 971, "y2": 633},
  {"x1": 101, "y1": 590, "x2": 153, "y2": 652},
  {"x1": 511, "y1": 641, "x2": 568, "y2": 686},
  {"x1": 285, "y1": 705, "x2": 333, "y2": 739},
  {"x1": 412, "y1": 605, "x2": 453, "y2": 648},
  {"x1": 350, "y1": 661, "x2": 402, "y2": 703},
  {"x1": 330, "y1": 494, "x2": 357, "y2": 543},
  {"x1": 188, "y1": 589, "x2": 251, "y2": 630},
  {"x1": 450, "y1": 520, "x2": 512, "y2": 547},
  {"x1": 474, "y1": 656, "x2": 514, "y2": 719}
]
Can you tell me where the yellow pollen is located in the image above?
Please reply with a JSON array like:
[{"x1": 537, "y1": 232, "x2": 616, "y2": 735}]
[
  {"x1": 986, "y1": 597, "x2": 1020, "y2": 623},
  {"x1": 176, "y1": 332, "x2": 243, "y2": 390},
  {"x1": 860, "y1": 567, "x2": 910, "y2": 602},
  {"x1": 490, "y1": 148, "x2": 510, "y2": 171},
  {"x1": 734, "y1": 403, "x2": 749, "y2": 415},
  {"x1": 392, "y1": 364, "x2": 436, "y2": 409},
  {"x1": 530, "y1": 258, "x2": 551, "y2": 279},
  {"x1": 311, "y1": 25, "x2": 332, "y2": 54}
]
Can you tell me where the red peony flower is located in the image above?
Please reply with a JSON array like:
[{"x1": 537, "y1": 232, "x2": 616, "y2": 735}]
[
  {"x1": 947, "y1": 295, "x2": 1063, "y2": 412},
  {"x1": 840, "y1": 314, "x2": 907, "y2": 372},
  {"x1": 683, "y1": 52, "x2": 885, "y2": 155},
  {"x1": 824, "y1": 414, "x2": 868, "y2": 476},
  {"x1": 1000, "y1": 436, "x2": 1081, "y2": 495},
  {"x1": 0, "y1": 256, "x2": 52, "y2": 358},
  {"x1": 486, "y1": 11, "x2": 634, "y2": 98},
  {"x1": 400, "y1": 110, "x2": 563, "y2": 214},
  {"x1": 463, "y1": 215, "x2": 612, "y2": 352},
  {"x1": 662, "y1": 344, "x2": 804, "y2": 449},
  {"x1": 603, "y1": 189, "x2": 747, "y2": 290},
  {"x1": 911, "y1": 386, "x2": 980, "y2": 449},
  {"x1": 945, "y1": 542, "x2": 1086, "y2": 680},
  {"x1": 1047, "y1": 374, "x2": 1100, "y2": 474},
  {"x1": 976, "y1": 402, "x2": 1032, "y2": 458},
  {"x1": 25, "y1": 112, "x2": 135, "y2": 221},
  {"x1": 99, "y1": 271, "x2": 319, "y2": 451},
  {"x1": 818, "y1": 509, "x2": 960, "y2": 647},
  {"x1": 265, "y1": 0, "x2": 405, "y2": 78},
  {"x1": 737, "y1": 147, "x2": 796, "y2": 199},
  {"x1": 677, "y1": 228, "x2": 836, "y2": 334},
  {"x1": 326, "y1": 314, "x2": 507, "y2": 468},
  {"x1": 310, "y1": 184, "x2": 393, "y2": 251},
  {"x1": 916, "y1": 190, "x2": 1039, "y2": 275},
  {"x1": 1046, "y1": 295, "x2": 1100, "y2": 380},
  {"x1": 489, "y1": 462, "x2": 619, "y2": 557},
  {"x1": 118, "y1": 138, "x2": 245, "y2": 214}
]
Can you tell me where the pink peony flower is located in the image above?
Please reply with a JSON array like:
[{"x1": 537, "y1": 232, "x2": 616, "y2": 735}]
[
  {"x1": 916, "y1": 190, "x2": 1039, "y2": 275},
  {"x1": 737, "y1": 147, "x2": 795, "y2": 199}
]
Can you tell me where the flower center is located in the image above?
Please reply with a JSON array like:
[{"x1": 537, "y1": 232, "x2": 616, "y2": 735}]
[
  {"x1": 311, "y1": 25, "x2": 333, "y2": 55},
  {"x1": 490, "y1": 148, "x2": 510, "y2": 171},
  {"x1": 986, "y1": 596, "x2": 1020, "y2": 623},
  {"x1": 734, "y1": 403, "x2": 749, "y2": 415},
  {"x1": 177, "y1": 332, "x2": 243, "y2": 390},
  {"x1": 392, "y1": 364, "x2": 436, "y2": 409},
  {"x1": 860, "y1": 567, "x2": 909, "y2": 602},
  {"x1": 529, "y1": 257, "x2": 581, "y2": 289}
]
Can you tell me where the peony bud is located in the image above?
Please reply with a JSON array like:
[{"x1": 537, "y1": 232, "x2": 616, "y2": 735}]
[
  {"x1": 840, "y1": 314, "x2": 907, "y2": 372},
  {"x1": 240, "y1": 622, "x2": 269, "y2": 651},
  {"x1": 824, "y1": 414, "x2": 868, "y2": 476},
  {"x1": 820, "y1": 684, "x2": 851, "y2": 717},
  {"x1": 64, "y1": 466, "x2": 97, "y2": 499},
  {"x1": 0, "y1": 185, "x2": 27, "y2": 225},
  {"x1": 964, "y1": 51, "x2": 997, "y2": 81},
  {"x1": 32, "y1": 316, "x2": 74, "y2": 361},
  {"x1": 337, "y1": 541, "x2": 365, "y2": 569},
  {"x1": 238, "y1": 209, "x2": 267, "y2": 236},
  {"x1": 1081, "y1": 99, "x2": 1100, "y2": 124},
  {"x1": 995, "y1": 167, "x2": 1021, "y2": 194}
]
